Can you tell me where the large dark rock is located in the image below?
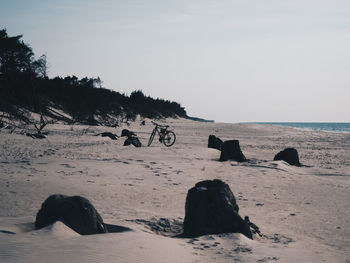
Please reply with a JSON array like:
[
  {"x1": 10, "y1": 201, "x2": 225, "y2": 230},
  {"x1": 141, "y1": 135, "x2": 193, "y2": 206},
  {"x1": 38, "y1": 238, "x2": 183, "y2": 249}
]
[
  {"x1": 274, "y1": 147, "x2": 301, "y2": 166},
  {"x1": 35, "y1": 194, "x2": 107, "y2": 235},
  {"x1": 219, "y1": 140, "x2": 247, "y2": 162},
  {"x1": 124, "y1": 136, "x2": 142, "y2": 147},
  {"x1": 121, "y1": 129, "x2": 136, "y2": 138},
  {"x1": 183, "y1": 179, "x2": 252, "y2": 239},
  {"x1": 208, "y1": 135, "x2": 223, "y2": 150}
]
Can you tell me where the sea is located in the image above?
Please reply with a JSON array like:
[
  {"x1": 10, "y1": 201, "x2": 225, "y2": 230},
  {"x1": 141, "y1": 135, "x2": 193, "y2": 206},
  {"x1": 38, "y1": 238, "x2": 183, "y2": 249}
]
[{"x1": 254, "y1": 122, "x2": 350, "y2": 133}]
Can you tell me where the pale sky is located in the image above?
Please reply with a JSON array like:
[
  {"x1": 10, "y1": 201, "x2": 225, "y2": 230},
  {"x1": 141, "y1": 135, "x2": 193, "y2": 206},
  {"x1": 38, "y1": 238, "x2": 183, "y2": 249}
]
[{"x1": 1, "y1": 0, "x2": 349, "y2": 122}]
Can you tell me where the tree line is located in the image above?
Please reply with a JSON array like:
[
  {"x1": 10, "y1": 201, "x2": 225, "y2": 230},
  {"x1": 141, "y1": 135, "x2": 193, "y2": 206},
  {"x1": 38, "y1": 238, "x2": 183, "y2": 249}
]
[{"x1": 0, "y1": 29, "x2": 187, "y2": 124}]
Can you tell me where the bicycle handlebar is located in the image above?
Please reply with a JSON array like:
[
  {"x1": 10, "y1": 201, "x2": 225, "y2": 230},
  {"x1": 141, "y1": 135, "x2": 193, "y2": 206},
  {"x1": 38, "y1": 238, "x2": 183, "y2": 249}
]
[{"x1": 151, "y1": 121, "x2": 169, "y2": 128}]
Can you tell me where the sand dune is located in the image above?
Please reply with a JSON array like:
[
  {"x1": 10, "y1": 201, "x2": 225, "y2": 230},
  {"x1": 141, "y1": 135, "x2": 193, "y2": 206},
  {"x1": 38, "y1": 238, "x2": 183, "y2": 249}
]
[{"x1": 0, "y1": 119, "x2": 349, "y2": 262}]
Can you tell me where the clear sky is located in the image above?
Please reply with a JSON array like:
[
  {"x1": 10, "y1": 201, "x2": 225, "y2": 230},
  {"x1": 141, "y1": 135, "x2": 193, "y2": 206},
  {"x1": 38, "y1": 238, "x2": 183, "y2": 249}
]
[{"x1": 1, "y1": 0, "x2": 349, "y2": 122}]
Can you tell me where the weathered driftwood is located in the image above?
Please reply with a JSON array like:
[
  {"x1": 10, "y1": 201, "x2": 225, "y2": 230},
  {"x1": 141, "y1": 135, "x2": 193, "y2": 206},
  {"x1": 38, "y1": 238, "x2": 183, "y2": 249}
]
[
  {"x1": 94, "y1": 132, "x2": 119, "y2": 140},
  {"x1": 26, "y1": 133, "x2": 46, "y2": 139}
]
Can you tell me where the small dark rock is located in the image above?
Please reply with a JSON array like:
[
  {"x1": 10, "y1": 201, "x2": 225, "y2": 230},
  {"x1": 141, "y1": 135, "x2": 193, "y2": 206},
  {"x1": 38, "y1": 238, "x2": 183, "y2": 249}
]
[
  {"x1": 219, "y1": 140, "x2": 247, "y2": 162},
  {"x1": 273, "y1": 147, "x2": 301, "y2": 166},
  {"x1": 35, "y1": 194, "x2": 107, "y2": 235},
  {"x1": 183, "y1": 179, "x2": 252, "y2": 239},
  {"x1": 208, "y1": 135, "x2": 223, "y2": 150},
  {"x1": 124, "y1": 136, "x2": 142, "y2": 147}
]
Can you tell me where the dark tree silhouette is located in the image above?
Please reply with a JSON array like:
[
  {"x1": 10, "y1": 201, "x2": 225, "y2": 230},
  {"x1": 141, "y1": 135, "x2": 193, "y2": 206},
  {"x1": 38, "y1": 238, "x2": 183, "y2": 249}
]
[
  {"x1": 0, "y1": 29, "x2": 34, "y2": 75},
  {"x1": 0, "y1": 29, "x2": 188, "y2": 124}
]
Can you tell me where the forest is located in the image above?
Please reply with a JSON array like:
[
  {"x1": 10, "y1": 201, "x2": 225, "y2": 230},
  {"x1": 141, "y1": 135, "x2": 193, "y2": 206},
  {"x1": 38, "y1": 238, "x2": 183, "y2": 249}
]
[{"x1": 0, "y1": 29, "x2": 187, "y2": 125}]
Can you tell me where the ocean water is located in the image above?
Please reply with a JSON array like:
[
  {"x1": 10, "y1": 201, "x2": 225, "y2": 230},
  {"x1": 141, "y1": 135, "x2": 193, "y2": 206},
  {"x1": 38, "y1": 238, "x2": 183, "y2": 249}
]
[{"x1": 255, "y1": 122, "x2": 350, "y2": 133}]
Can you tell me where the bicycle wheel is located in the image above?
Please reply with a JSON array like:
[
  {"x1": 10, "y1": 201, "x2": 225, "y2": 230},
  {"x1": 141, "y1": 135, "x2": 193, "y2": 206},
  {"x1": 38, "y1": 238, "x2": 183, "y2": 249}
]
[
  {"x1": 163, "y1": 131, "x2": 176, "y2": 147},
  {"x1": 148, "y1": 129, "x2": 156, "y2": 146}
]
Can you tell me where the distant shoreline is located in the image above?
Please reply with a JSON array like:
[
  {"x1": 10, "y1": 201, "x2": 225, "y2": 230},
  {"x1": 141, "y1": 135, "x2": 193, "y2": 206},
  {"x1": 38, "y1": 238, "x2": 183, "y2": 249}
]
[{"x1": 249, "y1": 122, "x2": 350, "y2": 133}]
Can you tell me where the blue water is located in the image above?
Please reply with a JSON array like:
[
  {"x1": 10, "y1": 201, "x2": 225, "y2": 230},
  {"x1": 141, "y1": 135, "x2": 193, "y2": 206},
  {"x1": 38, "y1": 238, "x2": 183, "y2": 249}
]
[{"x1": 255, "y1": 122, "x2": 350, "y2": 133}]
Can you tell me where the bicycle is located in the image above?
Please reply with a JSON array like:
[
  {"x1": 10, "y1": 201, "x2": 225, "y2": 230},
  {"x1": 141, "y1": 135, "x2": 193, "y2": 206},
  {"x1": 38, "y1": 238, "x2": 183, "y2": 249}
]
[{"x1": 148, "y1": 121, "x2": 176, "y2": 147}]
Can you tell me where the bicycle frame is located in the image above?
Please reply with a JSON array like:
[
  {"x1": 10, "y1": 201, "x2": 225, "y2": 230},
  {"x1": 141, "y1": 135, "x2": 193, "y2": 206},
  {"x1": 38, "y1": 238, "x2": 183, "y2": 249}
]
[
  {"x1": 148, "y1": 121, "x2": 175, "y2": 147},
  {"x1": 153, "y1": 124, "x2": 168, "y2": 140}
]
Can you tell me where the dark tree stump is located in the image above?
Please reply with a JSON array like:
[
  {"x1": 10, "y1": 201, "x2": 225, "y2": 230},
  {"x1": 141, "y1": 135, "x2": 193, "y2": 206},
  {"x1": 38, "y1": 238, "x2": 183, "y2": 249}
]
[
  {"x1": 123, "y1": 136, "x2": 142, "y2": 147},
  {"x1": 183, "y1": 179, "x2": 252, "y2": 239},
  {"x1": 208, "y1": 135, "x2": 223, "y2": 150},
  {"x1": 219, "y1": 140, "x2": 247, "y2": 162},
  {"x1": 274, "y1": 147, "x2": 301, "y2": 166},
  {"x1": 121, "y1": 129, "x2": 136, "y2": 138},
  {"x1": 35, "y1": 194, "x2": 107, "y2": 235}
]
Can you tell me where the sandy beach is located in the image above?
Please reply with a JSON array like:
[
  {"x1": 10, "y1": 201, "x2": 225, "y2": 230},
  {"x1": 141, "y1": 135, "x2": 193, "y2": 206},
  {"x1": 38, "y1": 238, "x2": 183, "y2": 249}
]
[{"x1": 0, "y1": 118, "x2": 349, "y2": 263}]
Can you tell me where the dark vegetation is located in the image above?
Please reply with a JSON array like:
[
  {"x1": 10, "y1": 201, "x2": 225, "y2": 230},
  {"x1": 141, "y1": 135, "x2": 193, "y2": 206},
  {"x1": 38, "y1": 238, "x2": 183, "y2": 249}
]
[{"x1": 0, "y1": 29, "x2": 187, "y2": 125}]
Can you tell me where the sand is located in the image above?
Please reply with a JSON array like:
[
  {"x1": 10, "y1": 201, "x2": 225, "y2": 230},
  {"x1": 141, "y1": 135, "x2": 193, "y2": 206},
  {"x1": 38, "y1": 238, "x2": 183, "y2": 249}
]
[{"x1": 0, "y1": 118, "x2": 349, "y2": 262}]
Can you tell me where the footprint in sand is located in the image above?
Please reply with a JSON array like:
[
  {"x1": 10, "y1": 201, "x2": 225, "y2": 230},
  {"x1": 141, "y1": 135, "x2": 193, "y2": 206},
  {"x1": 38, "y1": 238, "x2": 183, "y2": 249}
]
[
  {"x1": 60, "y1": 163, "x2": 75, "y2": 168},
  {"x1": 87, "y1": 174, "x2": 100, "y2": 177},
  {"x1": 131, "y1": 178, "x2": 144, "y2": 181},
  {"x1": 270, "y1": 234, "x2": 294, "y2": 245},
  {"x1": 257, "y1": 256, "x2": 279, "y2": 262},
  {"x1": 233, "y1": 246, "x2": 252, "y2": 253},
  {"x1": 187, "y1": 238, "x2": 199, "y2": 244}
]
